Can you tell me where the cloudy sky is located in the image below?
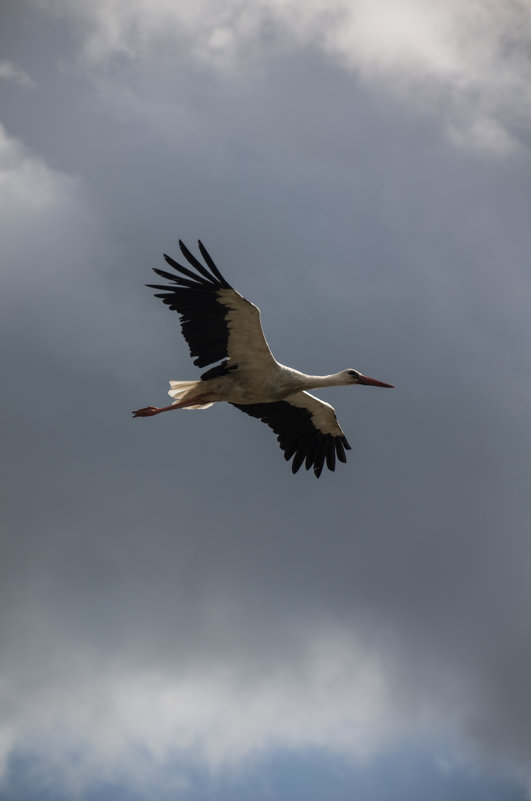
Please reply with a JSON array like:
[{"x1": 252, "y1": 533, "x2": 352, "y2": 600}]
[{"x1": 2, "y1": 1, "x2": 531, "y2": 799}]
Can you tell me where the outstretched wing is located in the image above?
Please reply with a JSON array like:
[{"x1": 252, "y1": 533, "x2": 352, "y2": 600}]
[
  {"x1": 147, "y1": 240, "x2": 275, "y2": 370},
  {"x1": 232, "y1": 391, "x2": 351, "y2": 477}
]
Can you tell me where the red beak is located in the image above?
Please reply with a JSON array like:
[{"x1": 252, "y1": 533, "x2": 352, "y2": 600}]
[{"x1": 357, "y1": 375, "x2": 394, "y2": 388}]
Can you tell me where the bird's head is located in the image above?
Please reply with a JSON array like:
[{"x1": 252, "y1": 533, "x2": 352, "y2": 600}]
[{"x1": 342, "y1": 369, "x2": 394, "y2": 388}]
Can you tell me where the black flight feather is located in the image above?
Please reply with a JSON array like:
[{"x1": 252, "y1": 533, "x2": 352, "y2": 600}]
[
  {"x1": 147, "y1": 242, "x2": 234, "y2": 368},
  {"x1": 231, "y1": 401, "x2": 350, "y2": 477}
]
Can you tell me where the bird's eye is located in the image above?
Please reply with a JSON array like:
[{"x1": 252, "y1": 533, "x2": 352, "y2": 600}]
[{"x1": 348, "y1": 370, "x2": 359, "y2": 378}]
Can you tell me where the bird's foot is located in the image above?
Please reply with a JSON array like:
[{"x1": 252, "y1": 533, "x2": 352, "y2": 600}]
[{"x1": 132, "y1": 406, "x2": 161, "y2": 418}]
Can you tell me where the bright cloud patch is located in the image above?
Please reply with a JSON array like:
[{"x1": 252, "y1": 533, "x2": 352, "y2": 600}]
[
  {"x1": 0, "y1": 629, "x2": 456, "y2": 797},
  {"x1": 50, "y1": 0, "x2": 531, "y2": 152},
  {"x1": 0, "y1": 125, "x2": 130, "y2": 367},
  {"x1": 0, "y1": 60, "x2": 36, "y2": 88},
  {"x1": 0, "y1": 123, "x2": 71, "y2": 208}
]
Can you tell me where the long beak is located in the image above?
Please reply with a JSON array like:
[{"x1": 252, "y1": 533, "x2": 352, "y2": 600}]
[{"x1": 358, "y1": 375, "x2": 394, "y2": 388}]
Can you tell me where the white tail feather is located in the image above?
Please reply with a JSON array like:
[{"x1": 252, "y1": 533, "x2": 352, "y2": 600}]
[{"x1": 168, "y1": 380, "x2": 214, "y2": 410}]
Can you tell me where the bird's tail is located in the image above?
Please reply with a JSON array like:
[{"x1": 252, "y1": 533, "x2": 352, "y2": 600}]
[{"x1": 168, "y1": 380, "x2": 214, "y2": 410}]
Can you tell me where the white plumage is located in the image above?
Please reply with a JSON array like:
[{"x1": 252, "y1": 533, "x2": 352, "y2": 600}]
[{"x1": 133, "y1": 240, "x2": 393, "y2": 477}]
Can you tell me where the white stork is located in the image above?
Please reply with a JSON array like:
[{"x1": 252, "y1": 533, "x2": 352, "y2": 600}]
[{"x1": 132, "y1": 240, "x2": 393, "y2": 477}]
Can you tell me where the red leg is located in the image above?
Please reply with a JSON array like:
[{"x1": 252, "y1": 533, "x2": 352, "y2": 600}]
[{"x1": 132, "y1": 394, "x2": 212, "y2": 418}]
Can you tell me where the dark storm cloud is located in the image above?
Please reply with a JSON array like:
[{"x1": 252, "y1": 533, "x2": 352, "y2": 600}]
[{"x1": 1, "y1": 0, "x2": 531, "y2": 797}]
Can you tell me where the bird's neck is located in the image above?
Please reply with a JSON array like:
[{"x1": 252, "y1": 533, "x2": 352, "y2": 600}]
[{"x1": 303, "y1": 372, "x2": 347, "y2": 389}]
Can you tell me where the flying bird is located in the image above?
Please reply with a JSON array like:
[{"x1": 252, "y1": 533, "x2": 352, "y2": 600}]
[{"x1": 133, "y1": 240, "x2": 393, "y2": 477}]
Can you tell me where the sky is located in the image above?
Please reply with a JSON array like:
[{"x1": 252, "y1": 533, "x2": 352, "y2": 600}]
[{"x1": 1, "y1": 1, "x2": 531, "y2": 799}]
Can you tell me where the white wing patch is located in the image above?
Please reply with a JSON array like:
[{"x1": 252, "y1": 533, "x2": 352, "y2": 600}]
[
  {"x1": 217, "y1": 289, "x2": 276, "y2": 369},
  {"x1": 286, "y1": 391, "x2": 345, "y2": 438}
]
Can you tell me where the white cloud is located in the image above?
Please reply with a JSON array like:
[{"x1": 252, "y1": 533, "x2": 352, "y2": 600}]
[
  {"x1": 0, "y1": 628, "x2": 460, "y2": 797},
  {"x1": 0, "y1": 124, "x2": 142, "y2": 371},
  {"x1": 49, "y1": 0, "x2": 531, "y2": 152},
  {"x1": 0, "y1": 124, "x2": 79, "y2": 229},
  {"x1": 0, "y1": 60, "x2": 36, "y2": 88},
  {"x1": 0, "y1": 123, "x2": 96, "y2": 319}
]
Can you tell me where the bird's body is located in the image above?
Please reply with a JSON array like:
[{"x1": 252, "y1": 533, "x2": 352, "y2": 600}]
[
  {"x1": 133, "y1": 240, "x2": 393, "y2": 477},
  {"x1": 170, "y1": 366, "x2": 358, "y2": 406}
]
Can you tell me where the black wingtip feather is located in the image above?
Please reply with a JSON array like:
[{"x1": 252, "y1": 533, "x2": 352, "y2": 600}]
[
  {"x1": 292, "y1": 449, "x2": 306, "y2": 474},
  {"x1": 197, "y1": 240, "x2": 231, "y2": 287},
  {"x1": 325, "y1": 440, "x2": 336, "y2": 471},
  {"x1": 336, "y1": 439, "x2": 347, "y2": 463},
  {"x1": 178, "y1": 240, "x2": 218, "y2": 283},
  {"x1": 163, "y1": 253, "x2": 213, "y2": 286}
]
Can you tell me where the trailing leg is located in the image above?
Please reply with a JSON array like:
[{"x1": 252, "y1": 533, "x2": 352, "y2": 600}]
[{"x1": 132, "y1": 393, "x2": 213, "y2": 417}]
